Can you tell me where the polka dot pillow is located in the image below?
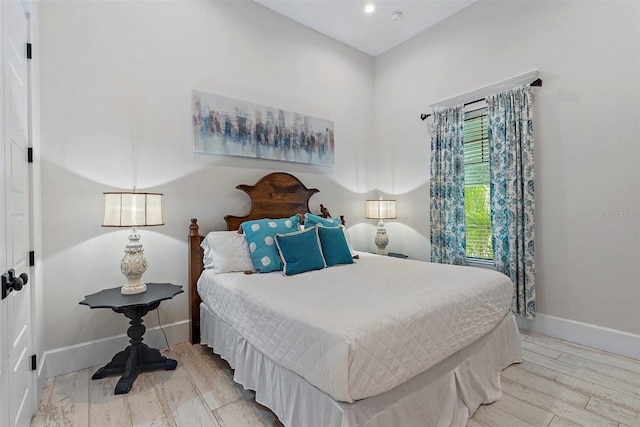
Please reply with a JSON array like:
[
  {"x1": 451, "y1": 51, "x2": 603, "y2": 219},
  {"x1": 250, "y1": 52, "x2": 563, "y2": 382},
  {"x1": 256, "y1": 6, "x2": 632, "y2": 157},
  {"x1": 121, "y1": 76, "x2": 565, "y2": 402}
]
[
  {"x1": 304, "y1": 213, "x2": 341, "y2": 228},
  {"x1": 241, "y1": 215, "x2": 301, "y2": 273}
]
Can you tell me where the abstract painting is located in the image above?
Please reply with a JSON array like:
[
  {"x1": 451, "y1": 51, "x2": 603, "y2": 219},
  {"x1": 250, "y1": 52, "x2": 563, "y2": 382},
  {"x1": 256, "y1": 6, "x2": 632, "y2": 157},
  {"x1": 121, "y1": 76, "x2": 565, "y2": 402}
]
[{"x1": 192, "y1": 90, "x2": 335, "y2": 166}]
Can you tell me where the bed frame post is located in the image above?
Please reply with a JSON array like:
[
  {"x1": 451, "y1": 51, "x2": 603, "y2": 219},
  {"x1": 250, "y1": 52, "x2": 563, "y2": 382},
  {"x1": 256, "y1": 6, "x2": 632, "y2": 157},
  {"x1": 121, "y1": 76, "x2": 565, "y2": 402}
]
[{"x1": 189, "y1": 218, "x2": 204, "y2": 344}]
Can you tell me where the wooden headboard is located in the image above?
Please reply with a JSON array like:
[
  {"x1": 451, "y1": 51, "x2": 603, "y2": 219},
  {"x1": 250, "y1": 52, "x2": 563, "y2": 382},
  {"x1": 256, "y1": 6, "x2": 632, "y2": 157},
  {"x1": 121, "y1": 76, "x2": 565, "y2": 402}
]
[{"x1": 188, "y1": 172, "x2": 343, "y2": 343}]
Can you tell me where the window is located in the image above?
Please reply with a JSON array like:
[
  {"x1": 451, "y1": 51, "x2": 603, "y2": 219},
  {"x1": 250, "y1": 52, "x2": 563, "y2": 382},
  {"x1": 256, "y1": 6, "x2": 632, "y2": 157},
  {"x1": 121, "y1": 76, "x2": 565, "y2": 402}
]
[{"x1": 463, "y1": 107, "x2": 493, "y2": 260}]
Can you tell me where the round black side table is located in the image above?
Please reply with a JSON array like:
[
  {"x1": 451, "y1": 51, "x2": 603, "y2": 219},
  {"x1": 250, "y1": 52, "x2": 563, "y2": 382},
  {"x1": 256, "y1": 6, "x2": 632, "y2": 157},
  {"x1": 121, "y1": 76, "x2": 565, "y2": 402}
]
[{"x1": 79, "y1": 282, "x2": 183, "y2": 394}]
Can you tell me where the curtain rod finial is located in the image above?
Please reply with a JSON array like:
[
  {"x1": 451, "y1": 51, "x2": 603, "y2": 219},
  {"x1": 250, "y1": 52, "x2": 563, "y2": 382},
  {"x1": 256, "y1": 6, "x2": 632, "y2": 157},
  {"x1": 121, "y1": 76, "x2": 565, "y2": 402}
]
[{"x1": 420, "y1": 113, "x2": 428, "y2": 121}]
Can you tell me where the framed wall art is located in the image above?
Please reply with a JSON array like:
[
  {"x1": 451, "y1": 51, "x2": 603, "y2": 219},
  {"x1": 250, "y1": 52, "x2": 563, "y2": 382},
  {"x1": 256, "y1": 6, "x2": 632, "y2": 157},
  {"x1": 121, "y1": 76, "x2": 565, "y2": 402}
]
[{"x1": 192, "y1": 90, "x2": 335, "y2": 166}]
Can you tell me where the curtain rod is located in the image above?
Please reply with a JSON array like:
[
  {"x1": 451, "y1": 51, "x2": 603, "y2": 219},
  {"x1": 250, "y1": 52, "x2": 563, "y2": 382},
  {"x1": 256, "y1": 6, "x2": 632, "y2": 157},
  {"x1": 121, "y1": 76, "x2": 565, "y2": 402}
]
[{"x1": 419, "y1": 78, "x2": 542, "y2": 121}]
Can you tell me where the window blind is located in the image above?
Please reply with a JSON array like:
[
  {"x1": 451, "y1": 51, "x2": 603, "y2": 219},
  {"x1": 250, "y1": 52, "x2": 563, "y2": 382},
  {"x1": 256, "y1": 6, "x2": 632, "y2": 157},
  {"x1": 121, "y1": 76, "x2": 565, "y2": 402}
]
[
  {"x1": 463, "y1": 107, "x2": 493, "y2": 260},
  {"x1": 463, "y1": 109, "x2": 489, "y2": 187}
]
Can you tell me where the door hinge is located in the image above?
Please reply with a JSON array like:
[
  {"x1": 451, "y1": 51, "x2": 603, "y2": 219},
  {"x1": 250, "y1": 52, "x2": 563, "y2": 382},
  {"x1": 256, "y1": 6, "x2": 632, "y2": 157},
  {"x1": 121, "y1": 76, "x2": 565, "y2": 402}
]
[
  {"x1": 28, "y1": 147, "x2": 33, "y2": 163},
  {"x1": 31, "y1": 354, "x2": 37, "y2": 371},
  {"x1": 29, "y1": 251, "x2": 35, "y2": 267},
  {"x1": 26, "y1": 43, "x2": 32, "y2": 59}
]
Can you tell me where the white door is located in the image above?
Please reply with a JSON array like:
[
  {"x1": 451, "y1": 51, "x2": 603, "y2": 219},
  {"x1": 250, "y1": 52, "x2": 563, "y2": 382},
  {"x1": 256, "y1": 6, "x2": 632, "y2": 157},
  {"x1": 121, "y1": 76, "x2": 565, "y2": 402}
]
[{"x1": 1, "y1": 0, "x2": 33, "y2": 426}]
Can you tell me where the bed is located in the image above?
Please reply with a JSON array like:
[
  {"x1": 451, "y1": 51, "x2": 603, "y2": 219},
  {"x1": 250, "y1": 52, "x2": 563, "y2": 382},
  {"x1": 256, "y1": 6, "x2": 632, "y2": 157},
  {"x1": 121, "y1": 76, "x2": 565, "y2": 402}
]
[{"x1": 188, "y1": 172, "x2": 521, "y2": 427}]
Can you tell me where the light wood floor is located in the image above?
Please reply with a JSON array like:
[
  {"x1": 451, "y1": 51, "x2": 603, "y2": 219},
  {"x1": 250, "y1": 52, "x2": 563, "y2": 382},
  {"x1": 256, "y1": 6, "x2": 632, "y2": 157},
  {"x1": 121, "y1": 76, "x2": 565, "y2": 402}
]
[{"x1": 31, "y1": 331, "x2": 640, "y2": 427}]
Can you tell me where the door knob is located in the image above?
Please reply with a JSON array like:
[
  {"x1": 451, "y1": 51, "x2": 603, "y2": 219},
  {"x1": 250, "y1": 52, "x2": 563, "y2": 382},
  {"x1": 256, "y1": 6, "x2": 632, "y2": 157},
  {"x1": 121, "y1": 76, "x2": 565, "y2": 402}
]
[
  {"x1": 1, "y1": 270, "x2": 29, "y2": 299},
  {"x1": 12, "y1": 276, "x2": 23, "y2": 292},
  {"x1": 18, "y1": 272, "x2": 28, "y2": 286}
]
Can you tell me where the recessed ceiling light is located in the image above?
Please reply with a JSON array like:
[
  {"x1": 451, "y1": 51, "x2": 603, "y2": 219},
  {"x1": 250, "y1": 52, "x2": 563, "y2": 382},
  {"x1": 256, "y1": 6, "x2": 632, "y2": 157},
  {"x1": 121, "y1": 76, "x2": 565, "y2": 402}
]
[
  {"x1": 391, "y1": 10, "x2": 403, "y2": 21},
  {"x1": 364, "y1": 4, "x2": 375, "y2": 14}
]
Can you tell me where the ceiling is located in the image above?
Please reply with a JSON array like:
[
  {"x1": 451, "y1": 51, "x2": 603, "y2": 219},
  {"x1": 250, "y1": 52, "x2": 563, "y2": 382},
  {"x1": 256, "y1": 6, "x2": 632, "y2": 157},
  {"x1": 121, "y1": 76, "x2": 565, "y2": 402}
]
[{"x1": 253, "y1": 0, "x2": 477, "y2": 57}]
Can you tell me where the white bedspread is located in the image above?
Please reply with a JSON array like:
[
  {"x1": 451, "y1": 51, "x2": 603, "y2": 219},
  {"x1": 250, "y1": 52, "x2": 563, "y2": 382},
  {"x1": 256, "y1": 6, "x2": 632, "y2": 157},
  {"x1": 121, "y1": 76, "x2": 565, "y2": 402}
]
[{"x1": 197, "y1": 253, "x2": 513, "y2": 403}]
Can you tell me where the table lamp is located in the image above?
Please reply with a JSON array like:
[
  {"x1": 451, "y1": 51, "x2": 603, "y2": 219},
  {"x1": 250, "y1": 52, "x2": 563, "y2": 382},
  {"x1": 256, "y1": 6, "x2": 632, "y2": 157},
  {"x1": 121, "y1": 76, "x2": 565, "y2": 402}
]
[
  {"x1": 365, "y1": 197, "x2": 396, "y2": 255},
  {"x1": 102, "y1": 190, "x2": 164, "y2": 294}
]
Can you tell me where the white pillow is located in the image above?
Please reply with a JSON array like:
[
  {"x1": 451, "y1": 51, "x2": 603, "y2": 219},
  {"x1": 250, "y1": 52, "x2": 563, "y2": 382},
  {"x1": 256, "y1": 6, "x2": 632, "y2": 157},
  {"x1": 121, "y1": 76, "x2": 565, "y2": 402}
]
[{"x1": 201, "y1": 231, "x2": 254, "y2": 273}]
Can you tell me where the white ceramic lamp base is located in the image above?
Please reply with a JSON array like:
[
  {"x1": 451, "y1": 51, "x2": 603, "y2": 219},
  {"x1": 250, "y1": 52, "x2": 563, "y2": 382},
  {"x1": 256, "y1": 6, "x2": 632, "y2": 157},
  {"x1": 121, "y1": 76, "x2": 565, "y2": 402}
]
[
  {"x1": 120, "y1": 229, "x2": 148, "y2": 295},
  {"x1": 374, "y1": 221, "x2": 389, "y2": 255}
]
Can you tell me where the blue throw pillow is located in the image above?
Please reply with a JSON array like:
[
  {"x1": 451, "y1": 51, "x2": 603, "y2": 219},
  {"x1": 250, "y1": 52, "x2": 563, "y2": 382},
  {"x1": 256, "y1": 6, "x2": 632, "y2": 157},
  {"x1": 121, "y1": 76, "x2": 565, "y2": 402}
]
[
  {"x1": 241, "y1": 215, "x2": 300, "y2": 273},
  {"x1": 317, "y1": 226, "x2": 354, "y2": 267},
  {"x1": 275, "y1": 226, "x2": 326, "y2": 276},
  {"x1": 304, "y1": 213, "x2": 341, "y2": 228}
]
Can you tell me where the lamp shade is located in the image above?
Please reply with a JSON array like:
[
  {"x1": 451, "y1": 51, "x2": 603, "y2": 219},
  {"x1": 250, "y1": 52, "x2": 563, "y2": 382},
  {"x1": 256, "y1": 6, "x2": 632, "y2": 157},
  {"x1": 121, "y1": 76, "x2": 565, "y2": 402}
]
[
  {"x1": 103, "y1": 192, "x2": 164, "y2": 227},
  {"x1": 365, "y1": 199, "x2": 397, "y2": 220}
]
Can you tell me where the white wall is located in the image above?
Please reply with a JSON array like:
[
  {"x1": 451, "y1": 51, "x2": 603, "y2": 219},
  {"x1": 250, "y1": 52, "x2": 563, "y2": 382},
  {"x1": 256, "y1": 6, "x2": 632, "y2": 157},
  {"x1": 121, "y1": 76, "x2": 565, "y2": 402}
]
[
  {"x1": 39, "y1": 0, "x2": 374, "y2": 354},
  {"x1": 374, "y1": 0, "x2": 640, "y2": 335}
]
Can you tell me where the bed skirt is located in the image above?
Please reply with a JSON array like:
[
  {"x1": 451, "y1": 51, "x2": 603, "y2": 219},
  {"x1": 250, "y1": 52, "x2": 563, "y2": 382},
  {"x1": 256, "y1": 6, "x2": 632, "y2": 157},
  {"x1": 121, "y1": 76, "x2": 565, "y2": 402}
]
[{"x1": 200, "y1": 303, "x2": 521, "y2": 427}]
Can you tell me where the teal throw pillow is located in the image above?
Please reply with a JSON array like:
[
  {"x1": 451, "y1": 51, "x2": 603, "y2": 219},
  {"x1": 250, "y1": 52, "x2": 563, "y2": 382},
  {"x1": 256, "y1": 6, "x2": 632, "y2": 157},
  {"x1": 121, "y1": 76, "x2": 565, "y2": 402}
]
[
  {"x1": 275, "y1": 226, "x2": 326, "y2": 276},
  {"x1": 241, "y1": 215, "x2": 300, "y2": 273},
  {"x1": 318, "y1": 226, "x2": 354, "y2": 267},
  {"x1": 304, "y1": 213, "x2": 341, "y2": 228}
]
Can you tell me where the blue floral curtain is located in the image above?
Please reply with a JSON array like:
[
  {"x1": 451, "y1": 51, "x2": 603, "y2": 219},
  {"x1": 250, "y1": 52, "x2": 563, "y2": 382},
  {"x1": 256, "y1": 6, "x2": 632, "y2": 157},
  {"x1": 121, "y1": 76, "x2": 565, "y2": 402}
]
[
  {"x1": 430, "y1": 105, "x2": 466, "y2": 265},
  {"x1": 486, "y1": 85, "x2": 536, "y2": 318}
]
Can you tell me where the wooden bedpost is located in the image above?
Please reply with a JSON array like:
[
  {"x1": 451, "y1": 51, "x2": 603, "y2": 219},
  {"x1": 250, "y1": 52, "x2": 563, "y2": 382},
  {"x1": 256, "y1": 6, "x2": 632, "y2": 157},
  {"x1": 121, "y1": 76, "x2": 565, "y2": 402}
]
[{"x1": 189, "y1": 218, "x2": 204, "y2": 344}]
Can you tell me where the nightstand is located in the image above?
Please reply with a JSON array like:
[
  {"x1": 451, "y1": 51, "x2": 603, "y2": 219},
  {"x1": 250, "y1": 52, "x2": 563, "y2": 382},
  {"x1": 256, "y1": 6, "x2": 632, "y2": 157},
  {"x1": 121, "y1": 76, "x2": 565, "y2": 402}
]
[
  {"x1": 387, "y1": 252, "x2": 408, "y2": 259},
  {"x1": 372, "y1": 252, "x2": 408, "y2": 259},
  {"x1": 79, "y1": 282, "x2": 183, "y2": 394}
]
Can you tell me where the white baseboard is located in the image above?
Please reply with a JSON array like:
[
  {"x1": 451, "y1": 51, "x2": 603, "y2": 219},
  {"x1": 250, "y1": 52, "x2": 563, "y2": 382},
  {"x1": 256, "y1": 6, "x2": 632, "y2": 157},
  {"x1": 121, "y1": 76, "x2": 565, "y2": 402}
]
[
  {"x1": 517, "y1": 313, "x2": 640, "y2": 360},
  {"x1": 43, "y1": 320, "x2": 190, "y2": 379}
]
